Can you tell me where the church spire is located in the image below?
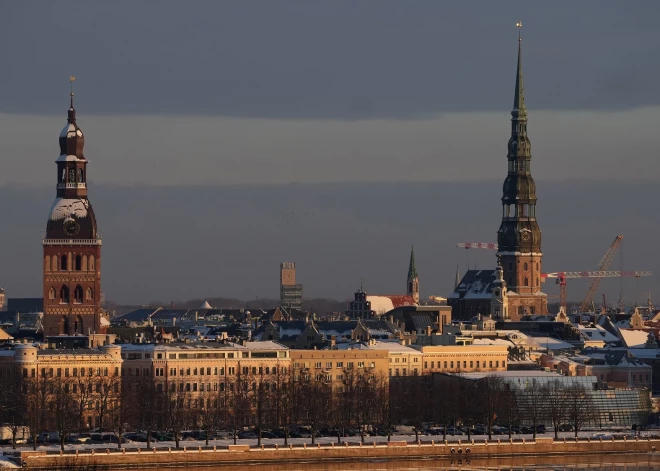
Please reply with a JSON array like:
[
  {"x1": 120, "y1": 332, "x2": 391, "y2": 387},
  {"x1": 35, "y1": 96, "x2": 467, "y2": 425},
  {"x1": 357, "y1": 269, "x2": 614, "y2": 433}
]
[
  {"x1": 407, "y1": 245, "x2": 418, "y2": 281},
  {"x1": 406, "y1": 245, "x2": 420, "y2": 304},
  {"x1": 512, "y1": 22, "x2": 526, "y2": 119}
]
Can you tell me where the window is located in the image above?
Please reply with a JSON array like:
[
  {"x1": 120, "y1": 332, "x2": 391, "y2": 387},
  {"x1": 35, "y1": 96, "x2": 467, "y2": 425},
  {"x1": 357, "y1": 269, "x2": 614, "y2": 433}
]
[
  {"x1": 315, "y1": 362, "x2": 322, "y2": 369},
  {"x1": 48, "y1": 288, "x2": 55, "y2": 300},
  {"x1": 524, "y1": 277, "x2": 529, "y2": 287},
  {"x1": 59, "y1": 285, "x2": 69, "y2": 303},
  {"x1": 357, "y1": 362, "x2": 365, "y2": 368},
  {"x1": 75, "y1": 255, "x2": 82, "y2": 271},
  {"x1": 61, "y1": 255, "x2": 68, "y2": 271},
  {"x1": 431, "y1": 361, "x2": 435, "y2": 369},
  {"x1": 86, "y1": 288, "x2": 93, "y2": 301},
  {"x1": 73, "y1": 285, "x2": 83, "y2": 303},
  {"x1": 523, "y1": 262, "x2": 528, "y2": 271},
  {"x1": 336, "y1": 362, "x2": 343, "y2": 368}
]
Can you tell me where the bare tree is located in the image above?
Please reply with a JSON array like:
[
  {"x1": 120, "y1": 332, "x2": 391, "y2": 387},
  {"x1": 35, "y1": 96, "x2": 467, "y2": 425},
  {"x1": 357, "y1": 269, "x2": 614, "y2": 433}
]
[
  {"x1": 0, "y1": 371, "x2": 25, "y2": 449},
  {"x1": 23, "y1": 373, "x2": 48, "y2": 450},
  {"x1": 274, "y1": 367, "x2": 295, "y2": 445},
  {"x1": 197, "y1": 387, "x2": 220, "y2": 446},
  {"x1": 166, "y1": 384, "x2": 191, "y2": 449},
  {"x1": 500, "y1": 382, "x2": 520, "y2": 439},
  {"x1": 518, "y1": 379, "x2": 546, "y2": 439},
  {"x1": 543, "y1": 380, "x2": 568, "y2": 439},
  {"x1": 400, "y1": 376, "x2": 429, "y2": 442},
  {"x1": 565, "y1": 383, "x2": 595, "y2": 438},
  {"x1": 482, "y1": 376, "x2": 505, "y2": 440},
  {"x1": 373, "y1": 374, "x2": 394, "y2": 441},
  {"x1": 108, "y1": 375, "x2": 132, "y2": 449},
  {"x1": 50, "y1": 380, "x2": 79, "y2": 452},
  {"x1": 227, "y1": 372, "x2": 252, "y2": 445},
  {"x1": 129, "y1": 375, "x2": 160, "y2": 448},
  {"x1": 93, "y1": 374, "x2": 120, "y2": 432},
  {"x1": 72, "y1": 372, "x2": 94, "y2": 431},
  {"x1": 355, "y1": 370, "x2": 378, "y2": 443}
]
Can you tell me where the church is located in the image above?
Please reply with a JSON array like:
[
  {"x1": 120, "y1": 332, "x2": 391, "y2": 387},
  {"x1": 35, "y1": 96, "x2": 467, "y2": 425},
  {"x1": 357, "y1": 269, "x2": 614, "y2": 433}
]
[{"x1": 448, "y1": 29, "x2": 548, "y2": 322}]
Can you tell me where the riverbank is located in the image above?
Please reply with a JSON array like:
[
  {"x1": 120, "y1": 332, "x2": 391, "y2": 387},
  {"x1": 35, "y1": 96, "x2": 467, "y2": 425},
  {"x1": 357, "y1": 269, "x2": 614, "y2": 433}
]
[{"x1": 10, "y1": 436, "x2": 660, "y2": 470}]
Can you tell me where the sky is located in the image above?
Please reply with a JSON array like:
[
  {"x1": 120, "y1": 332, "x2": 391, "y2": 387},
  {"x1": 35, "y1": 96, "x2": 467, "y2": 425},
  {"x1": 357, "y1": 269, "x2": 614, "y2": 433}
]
[{"x1": 0, "y1": 2, "x2": 658, "y2": 306}]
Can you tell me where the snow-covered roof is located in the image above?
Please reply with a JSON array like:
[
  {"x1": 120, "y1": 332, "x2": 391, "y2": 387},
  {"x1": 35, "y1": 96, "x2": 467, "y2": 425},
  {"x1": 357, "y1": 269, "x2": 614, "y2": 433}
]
[
  {"x1": 526, "y1": 336, "x2": 575, "y2": 351},
  {"x1": 200, "y1": 301, "x2": 213, "y2": 309},
  {"x1": 56, "y1": 154, "x2": 86, "y2": 162},
  {"x1": 577, "y1": 325, "x2": 619, "y2": 344},
  {"x1": 619, "y1": 329, "x2": 651, "y2": 348},
  {"x1": 366, "y1": 295, "x2": 417, "y2": 315},
  {"x1": 59, "y1": 123, "x2": 81, "y2": 138},
  {"x1": 49, "y1": 198, "x2": 89, "y2": 221},
  {"x1": 472, "y1": 338, "x2": 515, "y2": 347}
]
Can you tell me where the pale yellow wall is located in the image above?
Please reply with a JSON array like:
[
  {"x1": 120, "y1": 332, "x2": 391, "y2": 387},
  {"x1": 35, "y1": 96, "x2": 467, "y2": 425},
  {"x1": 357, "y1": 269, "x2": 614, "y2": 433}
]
[{"x1": 419, "y1": 345, "x2": 509, "y2": 374}]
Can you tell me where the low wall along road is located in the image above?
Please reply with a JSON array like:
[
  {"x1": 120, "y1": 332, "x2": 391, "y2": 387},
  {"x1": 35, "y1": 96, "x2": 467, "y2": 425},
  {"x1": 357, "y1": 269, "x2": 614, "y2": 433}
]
[{"x1": 13, "y1": 436, "x2": 660, "y2": 470}]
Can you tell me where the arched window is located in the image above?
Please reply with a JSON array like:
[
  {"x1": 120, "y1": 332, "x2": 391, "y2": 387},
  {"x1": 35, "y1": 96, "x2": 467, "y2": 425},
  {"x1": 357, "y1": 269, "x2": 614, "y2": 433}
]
[
  {"x1": 518, "y1": 306, "x2": 524, "y2": 315},
  {"x1": 61, "y1": 255, "x2": 68, "y2": 271},
  {"x1": 89, "y1": 255, "x2": 95, "y2": 271},
  {"x1": 60, "y1": 316, "x2": 69, "y2": 335},
  {"x1": 77, "y1": 169, "x2": 83, "y2": 183},
  {"x1": 82, "y1": 255, "x2": 88, "y2": 271},
  {"x1": 75, "y1": 255, "x2": 82, "y2": 271},
  {"x1": 74, "y1": 285, "x2": 83, "y2": 304},
  {"x1": 529, "y1": 306, "x2": 536, "y2": 315},
  {"x1": 524, "y1": 277, "x2": 529, "y2": 287},
  {"x1": 48, "y1": 287, "x2": 56, "y2": 300},
  {"x1": 523, "y1": 262, "x2": 528, "y2": 271},
  {"x1": 86, "y1": 287, "x2": 93, "y2": 301},
  {"x1": 74, "y1": 316, "x2": 84, "y2": 334},
  {"x1": 59, "y1": 285, "x2": 69, "y2": 303}
]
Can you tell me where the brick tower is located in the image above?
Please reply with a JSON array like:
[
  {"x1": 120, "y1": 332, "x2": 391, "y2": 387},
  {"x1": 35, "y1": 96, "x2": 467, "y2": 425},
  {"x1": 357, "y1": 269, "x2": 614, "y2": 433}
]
[
  {"x1": 42, "y1": 83, "x2": 103, "y2": 338},
  {"x1": 496, "y1": 25, "x2": 548, "y2": 317}
]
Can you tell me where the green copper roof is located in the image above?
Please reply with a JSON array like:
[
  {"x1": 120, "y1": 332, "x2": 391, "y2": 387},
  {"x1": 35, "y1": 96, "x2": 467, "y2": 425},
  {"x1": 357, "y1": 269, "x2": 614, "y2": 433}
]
[{"x1": 407, "y1": 245, "x2": 418, "y2": 280}]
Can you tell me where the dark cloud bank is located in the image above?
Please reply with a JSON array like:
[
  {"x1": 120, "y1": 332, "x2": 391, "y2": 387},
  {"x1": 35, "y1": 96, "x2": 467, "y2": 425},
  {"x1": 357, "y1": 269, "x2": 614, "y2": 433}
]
[{"x1": 0, "y1": 181, "x2": 657, "y2": 305}]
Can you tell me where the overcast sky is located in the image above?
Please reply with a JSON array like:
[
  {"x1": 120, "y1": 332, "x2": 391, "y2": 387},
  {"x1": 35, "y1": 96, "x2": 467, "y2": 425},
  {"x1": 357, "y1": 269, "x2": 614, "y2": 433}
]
[{"x1": 0, "y1": 2, "x2": 658, "y2": 305}]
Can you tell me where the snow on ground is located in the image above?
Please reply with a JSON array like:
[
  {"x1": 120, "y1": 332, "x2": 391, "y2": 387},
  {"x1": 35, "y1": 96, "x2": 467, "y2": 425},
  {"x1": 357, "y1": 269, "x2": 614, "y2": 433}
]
[
  {"x1": 0, "y1": 456, "x2": 18, "y2": 468},
  {"x1": 0, "y1": 429, "x2": 653, "y2": 455}
]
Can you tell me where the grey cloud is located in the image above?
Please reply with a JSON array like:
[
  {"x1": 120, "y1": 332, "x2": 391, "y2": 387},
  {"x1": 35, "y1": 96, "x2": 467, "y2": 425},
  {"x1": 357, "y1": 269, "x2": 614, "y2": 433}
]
[{"x1": 1, "y1": 1, "x2": 660, "y2": 118}]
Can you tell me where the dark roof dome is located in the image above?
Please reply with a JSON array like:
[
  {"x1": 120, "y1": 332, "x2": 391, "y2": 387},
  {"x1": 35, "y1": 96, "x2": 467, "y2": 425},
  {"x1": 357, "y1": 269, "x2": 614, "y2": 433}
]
[{"x1": 58, "y1": 105, "x2": 85, "y2": 159}]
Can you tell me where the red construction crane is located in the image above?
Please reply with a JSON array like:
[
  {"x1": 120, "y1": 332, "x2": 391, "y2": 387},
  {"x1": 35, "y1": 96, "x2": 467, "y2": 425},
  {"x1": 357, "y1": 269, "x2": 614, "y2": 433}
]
[
  {"x1": 542, "y1": 270, "x2": 652, "y2": 311},
  {"x1": 579, "y1": 236, "x2": 623, "y2": 312}
]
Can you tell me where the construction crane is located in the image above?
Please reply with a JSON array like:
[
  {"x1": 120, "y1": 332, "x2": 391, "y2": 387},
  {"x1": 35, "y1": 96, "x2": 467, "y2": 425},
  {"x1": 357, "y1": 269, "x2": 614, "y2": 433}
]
[
  {"x1": 542, "y1": 271, "x2": 652, "y2": 312},
  {"x1": 579, "y1": 236, "x2": 623, "y2": 312},
  {"x1": 457, "y1": 242, "x2": 498, "y2": 249}
]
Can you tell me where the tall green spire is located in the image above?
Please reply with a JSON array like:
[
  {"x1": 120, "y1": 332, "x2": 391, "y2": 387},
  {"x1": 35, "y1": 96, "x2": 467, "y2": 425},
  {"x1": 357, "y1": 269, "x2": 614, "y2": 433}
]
[
  {"x1": 407, "y1": 245, "x2": 418, "y2": 281},
  {"x1": 512, "y1": 22, "x2": 527, "y2": 120}
]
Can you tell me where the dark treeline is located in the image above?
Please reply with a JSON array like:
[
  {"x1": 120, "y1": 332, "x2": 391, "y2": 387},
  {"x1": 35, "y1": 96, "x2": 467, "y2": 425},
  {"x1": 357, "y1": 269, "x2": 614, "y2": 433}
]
[{"x1": 0, "y1": 369, "x2": 595, "y2": 452}]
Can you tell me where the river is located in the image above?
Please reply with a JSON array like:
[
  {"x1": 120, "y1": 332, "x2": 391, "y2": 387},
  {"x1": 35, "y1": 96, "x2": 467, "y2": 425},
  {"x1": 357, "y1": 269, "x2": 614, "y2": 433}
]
[{"x1": 130, "y1": 453, "x2": 660, "y2": 470}]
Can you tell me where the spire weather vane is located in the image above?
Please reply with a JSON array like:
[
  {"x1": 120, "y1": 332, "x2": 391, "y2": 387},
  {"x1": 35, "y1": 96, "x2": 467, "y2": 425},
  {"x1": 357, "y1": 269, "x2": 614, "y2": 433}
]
[
  {"x1": 516, "y1": 21, "x2": 522, "y2": 41},
  {"x1": 69, "y1": 75, "x2": 76, "y2": 107}
]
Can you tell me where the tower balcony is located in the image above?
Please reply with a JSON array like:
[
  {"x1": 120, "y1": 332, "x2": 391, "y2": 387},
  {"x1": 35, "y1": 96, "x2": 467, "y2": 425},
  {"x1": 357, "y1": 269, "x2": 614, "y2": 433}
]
[
  {"x1": 43, "y1": 236, "x2": 102, "y2": 246},
  {"x1": 57, "y1": 182, "x2": 87, "y2": 190}
]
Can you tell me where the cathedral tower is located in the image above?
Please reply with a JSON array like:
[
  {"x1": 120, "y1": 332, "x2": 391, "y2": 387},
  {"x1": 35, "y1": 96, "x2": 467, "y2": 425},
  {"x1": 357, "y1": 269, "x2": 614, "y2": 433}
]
[
  {"x1": 407, "y1": 245, "x2": 420, "y2": 304},
  {"x1": 42, "y1": 82, "x2": 103, "y2": 338},
  {"x1": 496, "y1": 26, "x2": 547, "y2": 316}
]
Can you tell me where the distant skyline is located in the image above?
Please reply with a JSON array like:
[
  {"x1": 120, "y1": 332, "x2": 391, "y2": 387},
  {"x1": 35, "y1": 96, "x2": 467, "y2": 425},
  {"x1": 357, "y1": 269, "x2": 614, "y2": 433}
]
[{"x1": 0, "y1": 2, "x2": 658, "y2": 305}]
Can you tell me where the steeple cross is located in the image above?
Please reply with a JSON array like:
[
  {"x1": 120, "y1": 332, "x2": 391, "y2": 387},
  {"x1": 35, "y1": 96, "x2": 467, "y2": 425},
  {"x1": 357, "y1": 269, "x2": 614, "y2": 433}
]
[{"x1": 69, "y1": 75, "x2": 76, "y2": 108}]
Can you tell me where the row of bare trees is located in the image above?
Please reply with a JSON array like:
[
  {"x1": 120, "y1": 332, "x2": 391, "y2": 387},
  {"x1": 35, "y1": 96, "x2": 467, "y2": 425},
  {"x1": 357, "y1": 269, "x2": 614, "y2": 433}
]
[
  {"x1": 428, "y1": 376, "x2": 596, "y2": 440},
  {"x1": 0, "y1": 368, "x2": 597, "y2": 451}
]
